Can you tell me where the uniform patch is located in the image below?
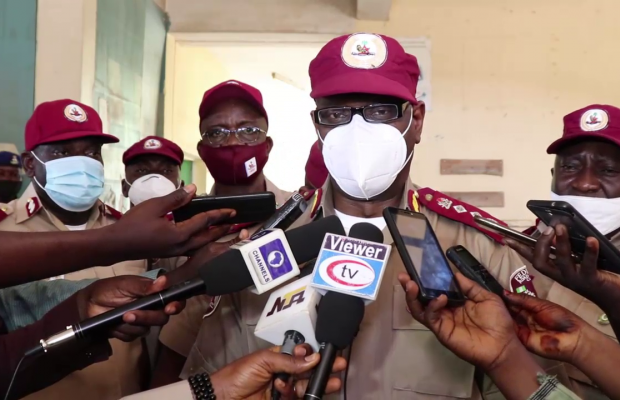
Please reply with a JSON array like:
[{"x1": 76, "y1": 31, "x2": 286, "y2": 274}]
[
  {"x1": 202, "y1": 296, "x2": 222, "y2": 319},
  {"x1": 416, "y1": 187, "x2": 508, "y2": 244},
  {"x1": 580, "y1": 109, "x2": 609, "y2": 132},
  {"x1": 10, "y1": 155, "x2": 18, "y2": 166},
  {"x1": 509, "y1": 266, "x2": 538, "y2": 297},
  {"x1": 64, "y1": 104, "x2": 88, "y2": 123},
  {"x1": 0, "y1": 208, "x2": 8, "y2": 223},
  {"x1": 341, "y1": 33, "x2": 388, "y2": 70},
  {"x1": 245, "y1": 157, "x2": 257, "y2": 177},
  {"x1": 104, "y1": 205, "x2": 122, "y2": 220},
  {"x1": 407, "y1": 190, "x2": 420, "y2": 213},
  {"x1": 26, "y1": 197, "x2": 41, "y2": 217},
  {"x1": 144, "y1": 138, "x2": 162, "y2": 149},
  {"x1": 309, "y1": 188, "x2": 323, "y2": 220}
]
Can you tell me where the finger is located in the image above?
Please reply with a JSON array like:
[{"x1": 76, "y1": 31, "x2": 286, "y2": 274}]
[
  {"x1": 111, "y1": 324, "x2": 149, "y2": 341},
  {"x1": 531, "y1": 227, "x2": 563, "y2": 281},
  {"x1": 123, "y1": 310, "x2": 170, "y2": 327},
  {"x1": 149, "y1": 275, "x2": 169, "y2": 294},
  {"x1": 152, "y1": 185, "x2": 196, "y2": 216},
  {"x1": 176, "y1": 208, "x2": 237, "y2": 240},
  {"x1": 238, "y1": 229, "x2": 250, "y2": 240},
  {"x1": 424, "y1": 295, "x2": 448, "y2": 329},
  {"x1": 454, "y1": 272, "x2": 496, "y2": 303},
  {"x1": 331, "y1": 356, "x2": 347, "y2": 373},
  {"x1": 178, "y1": 224, "x2": 233, "y2": 256},
  {"x1": 397, "y1": 273, "x2": 425, "y2": 321},
  {"x1": 116, "y1": 276, "x2": 157, "y2": 299},
  {"x1": 164, "y1": 300, "x2": 185, "y2": 315},
  {"x1": 294, "y1": 377, "x2": 342, "y2": 398},
  {"x1": 293, "y1": 343, "x2": 313, "y2": 358},
  {"x1": 505, "y1": 238, "x2": 535, "y2": 262},
  {"x1": 503, "y1": 291, "x2": 547, "y2": 314},
  {"x1": 581, "y1": 237, "x2": 600, "y2": 276},
  {"x1": 554, "y1": 225, "x2": 577, "y2": 278},
  {"x1": 262, "y1": 351, "x2": 320, "y2": 376}
]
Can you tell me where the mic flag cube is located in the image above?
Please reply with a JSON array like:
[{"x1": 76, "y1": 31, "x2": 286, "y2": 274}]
[{"x1": 310, "y1": 233, "x2": 391, "y2": 303}]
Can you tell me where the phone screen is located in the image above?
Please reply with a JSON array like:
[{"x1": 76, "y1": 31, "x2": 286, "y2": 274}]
[{"x1": 394, "y1": 212, "x2": 459, "y2": 292}]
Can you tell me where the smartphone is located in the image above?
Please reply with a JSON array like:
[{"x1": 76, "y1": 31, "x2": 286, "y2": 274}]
[
  {"x1": 383, "y1": 207, "x2": 466, "y2": 306},
  {"x1": 446, "y1": 245, "x2": 504, "y2": 297},
  {"x1": 172, "y1": 192, "x2": 276, "y2": 225},
  {"x1": 527, "y1": 200, "x2": 620, "y2": 273}
]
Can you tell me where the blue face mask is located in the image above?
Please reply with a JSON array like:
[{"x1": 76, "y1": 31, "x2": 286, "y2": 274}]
[{"x1": 32, "y1": 153, "x2": 105, "y2": 212}]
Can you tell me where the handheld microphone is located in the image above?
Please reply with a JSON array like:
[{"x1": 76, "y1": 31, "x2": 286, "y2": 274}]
[
  {"x1": 29, "y1": 216, "x2": 346, "y2": 356},
  {"x1": 310, "y1": 222, "x2": 390, "y2": 304},
  {"x1": 253, "y1": 192, "x2": 307, "y2": 236},
  {"x1": 303, "y1": 291, "x2": 365, "y2": 400}
]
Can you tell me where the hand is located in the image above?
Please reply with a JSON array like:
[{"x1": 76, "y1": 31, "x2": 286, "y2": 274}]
[
  {"x1": 110, "y1": 184, "x2": 236, "y2": 259},
  {"x1": 210, "y1": 344, "x2": 346, "y2": 400},
  {"x1": 506, "y1": 224, "x2": 620, "y2": 311},
  {"x1": 504, "y1": 291, "x2": 595, "y2": 364},
  {"x1": 398, "y1": 272, "x2": 522, "y2": 372},
  {"x1": 165, "y1": 229, "x2": 250, "y2": 286},
  {"x1": 76, "y1": 275, "x2": 185, "y2": 342}
]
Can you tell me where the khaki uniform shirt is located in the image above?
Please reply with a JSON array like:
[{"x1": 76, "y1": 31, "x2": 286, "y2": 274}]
[
  {"x1": 524, "y1": 221, "x2": 618, "y2": 400},
  {"x1": 0, "y1": 184, "x2": 148, "y2": 400},
  {"x1": 159, "y1": 178, "x2": 293, "y2": 359},
  {"x1": 174, "y1": 179, "x2": 559, "y2": 399}
]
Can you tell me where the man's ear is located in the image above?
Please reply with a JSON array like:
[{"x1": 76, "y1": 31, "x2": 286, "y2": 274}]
[
  {"x1": 266, "y1": 137, "x2": 274, "y2": 155},
  {"x1": 21, "y1": 151, "x2": 36, "y2": 179},
  {"x1": 550, "y1": 167, "x2": 554, "y2": 177},
  {"x1": 411, "y1": 101, "x2": 426, "y2": 144},
  {"x1": 121, "y1": 179, "x2": 130, "y2": 198}
]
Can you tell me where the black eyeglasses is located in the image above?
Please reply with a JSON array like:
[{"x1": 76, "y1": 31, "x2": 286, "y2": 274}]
[
  {"x1": 313, "y1": 102, "x2": 409, "y2": 127},
  {"x1": 200, "y1": 126, "x2": 267, "y2": 146}
]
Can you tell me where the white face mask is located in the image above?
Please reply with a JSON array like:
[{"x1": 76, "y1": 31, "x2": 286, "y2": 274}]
[
  {"x1": 319, "y1": 111, "x2": 413, "y2": 200},
  {"x1": 127, "y1": 174, "x2": 179, "y2": 206},
  {"x1": 550, "y1": 191, "x2": 620, "y2": 235}
]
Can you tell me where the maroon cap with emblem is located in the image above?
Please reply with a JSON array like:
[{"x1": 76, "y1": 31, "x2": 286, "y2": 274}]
[
  {"x1": 547, "y1": 104, "x2": 620, "y2": 154},
  {"x1": 25, "y1": 99, "x2": 119, "y2": 151},
  {"x1": 309, "y1": 33, "x2": 420, "y2": 103},
  {"x1": 198, "y1": 80, "x2": 269, "y2": 124},
  {"x1": 122, "y1": 136, "x2": 184, "y2": 166}
]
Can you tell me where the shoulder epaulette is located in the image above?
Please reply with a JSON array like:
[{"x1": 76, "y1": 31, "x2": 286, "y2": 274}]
[
  {"x1": 104, "y1": 205, "x2": 123, "y2": 220},
  {"x1": 25, "y1": 197, "x2": 41, "y2": 218},
  {"x1": 0, "y1": 205, "x2": 10, "y2": 223},
  {"x1": 407, "y1": 189, "x2": 420, "y2": 212},
  {"x1": 309, "y1": 188, "x2": 323, "y2": 220},
  {"x1": 417, "y1": 187, "x2": 507, "y2": 244}
]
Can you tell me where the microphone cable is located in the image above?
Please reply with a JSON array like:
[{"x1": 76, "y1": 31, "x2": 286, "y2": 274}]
[{"x1": 4, "y1": 345, "x2": 44, "y2": 400}]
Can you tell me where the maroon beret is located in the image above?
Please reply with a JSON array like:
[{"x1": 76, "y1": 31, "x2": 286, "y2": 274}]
[
  {"x1": 122, "y1": 136, "x2": 184, "y2": 165},
  {"x1": 199, "y1": 80, "x2": 268, "y2": 124},
  {"x1": 547, "y1": 104, "x2": 620, "y2": 153},
  {"x1": 25, "y1": 99, "x2": 118, "y2": 151},
  {"x1": 309, "y1": 33, "x2": 420, "y2": 103}
]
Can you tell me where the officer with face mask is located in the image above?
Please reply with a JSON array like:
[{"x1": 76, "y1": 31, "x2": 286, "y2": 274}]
[
  {"x1": 514, "y1": 104, "x2": 620, "y2": 400},
  {"x1": 0, "y1": 99, "x2": 151, "y2": 400},
  {"x1": 0, "y1": 143, "x2": 22, "y2": 204},
  {"x1": 157, "y1": 34, "x2": 553, "y2": 399},
  {"x1": 150, "y1": 79, "x2": 293, "y2": 387}
]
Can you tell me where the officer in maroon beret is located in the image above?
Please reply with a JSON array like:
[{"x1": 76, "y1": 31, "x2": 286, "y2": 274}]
[{"x1": 122, "y1": 136, "x2": 184, "y2": 206}]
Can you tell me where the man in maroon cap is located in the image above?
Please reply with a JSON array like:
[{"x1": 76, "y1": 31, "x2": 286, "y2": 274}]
[
  {"x1": 122, "y1": 136, "x2": 184, "y2": 206},
  {"x1": 151, "y1": 80, "x2": 293, "y2": 387},
  {"x1": 509, "y1": 104, "x2": 620, "y2": 400},
  {"x1": 162, "y1": 34, "x2": 553, "y2": 399},
  {"x1": 0, "y1": 99, "x2": 153, "y2": 400}
]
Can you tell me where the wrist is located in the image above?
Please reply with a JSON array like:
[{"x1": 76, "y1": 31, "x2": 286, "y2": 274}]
[
  {"x1": 208, "y1": 371, "x2": 227, "y2": 400},
  {"x1": 486, "y1": 341, "x2": 542, "y2": 382},
  {"x1": 572, "y1": 324, "x2": 614, "y2": 368}
]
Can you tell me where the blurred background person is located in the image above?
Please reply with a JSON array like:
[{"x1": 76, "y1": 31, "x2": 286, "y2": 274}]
[{"x1": 0, "y1": 143, "x2": 23, "y2": 204}]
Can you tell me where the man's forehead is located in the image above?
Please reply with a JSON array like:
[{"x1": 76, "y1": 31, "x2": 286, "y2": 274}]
[
  {"x1": 37, "y1": 137, "x2": 104, "y2": 150},
  {"x1": 126, "y1": 154, "x2": 179, "y2": 168},
  {"x1": 557, "y1": 139, "x2": 620, "y2": 158},
  {"x1": 316, "y1": 93, "x2": 404, "y2": 107},
  {"x1": 201, "y1": 99, "x2": 264, "y2": 123}
]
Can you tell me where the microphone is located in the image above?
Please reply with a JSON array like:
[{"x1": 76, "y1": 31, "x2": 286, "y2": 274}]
[
  {"x1": 310, "y1": 222, "x2": 390, "y2": 303},
  {"x1": 253, "y1": 192, "x2": 307, "y2": 235},
  {"x1": 29, "y1": 216, "x2": 346, "y2": 356},
  {"x1": 303, "y1": 291, "x2": 365, "y2": 400}
]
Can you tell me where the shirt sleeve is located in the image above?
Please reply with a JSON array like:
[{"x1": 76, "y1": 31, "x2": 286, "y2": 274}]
[
  {"x1": 0, "y1": 268, "x2": 165, "y2": 331},
  {"x1": 528, "y1": 374, "x2": 582, "y2": 400}
]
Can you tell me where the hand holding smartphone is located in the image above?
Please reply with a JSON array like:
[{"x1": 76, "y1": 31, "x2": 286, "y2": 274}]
[
  {"x1": 172, "y1": 192, "x2": 276, "y2": 225},
  {"x1": 383, "y1": 207, "x2": 465, "y2": 306}
]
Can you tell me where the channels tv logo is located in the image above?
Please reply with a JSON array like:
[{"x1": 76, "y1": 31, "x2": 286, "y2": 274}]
[
  {"x1": 266, "y1": 286, "x2": 306, "y2": 316},
  {"x1": 311, "y1": 233, "x2": 390, "y2": 300},
  {"x1": 251, "y1": 238, "x2": 293, "y2": 284}
]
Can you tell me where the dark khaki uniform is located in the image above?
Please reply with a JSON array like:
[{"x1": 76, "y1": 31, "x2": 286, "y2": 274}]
[
  {"x1": 159, "y1": 179, "x2": 292, "y2": 360},
  {"x1": 174, "y1": 179, "x2": 562, "y2": 399},
  {"x1": 0, "y1": 184, "x2": 147, "y2": 400}
]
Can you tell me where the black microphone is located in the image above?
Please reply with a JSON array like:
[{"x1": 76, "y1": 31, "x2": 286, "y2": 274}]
[
  {"x1": 303, "y1": 291, "x2": 365, "y2": 400},
  {"x1": 29, "y1": 216, "x2": 346, "y2": 356},
  {"x1": 253, "y1": 192, "x2": 307, "y2": 236}
]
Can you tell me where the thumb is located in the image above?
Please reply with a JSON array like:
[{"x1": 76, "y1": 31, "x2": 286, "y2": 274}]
[
  {"x1": 152, "y1": 184, "x2": 196, "y2": 215},
  {"x1": 263, "y1": 351, "x2": 320, "y2": 376},
  {"x1": 503, "y1": 291, "x2": 544, "y2": 313}
]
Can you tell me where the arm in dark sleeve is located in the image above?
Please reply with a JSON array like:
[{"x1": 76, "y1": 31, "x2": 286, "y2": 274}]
[{"x1": 0, "y1": 293, "x2": 112, "y2": 400}]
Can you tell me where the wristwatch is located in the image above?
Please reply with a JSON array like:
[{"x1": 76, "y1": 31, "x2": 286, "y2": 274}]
[{"x1": 188, "y1": 373, "x2": 216, "y2": 400}]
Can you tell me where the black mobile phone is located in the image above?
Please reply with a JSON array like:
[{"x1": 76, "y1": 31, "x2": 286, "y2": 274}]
[
  {"x1": 527, "y1": 200, "x2": 620, "y2": 274},
  {"x1": 446, "y1": 245, "x2": 504, "y2": 297},
  {"x1": 383, "y1": 207, "x2": 466, "y2": 306},
  {"x1": 172, "y1": 192, "x2": 276, "y2": 225}
]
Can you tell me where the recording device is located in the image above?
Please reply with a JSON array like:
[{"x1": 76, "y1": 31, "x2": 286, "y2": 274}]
[
  {"x1": 253, "y1": 192, "x2": 308, "y2": 236},
  {"x1": 384, "y1": 207, "x2": 466, "y2": 306},
  {"x1": 172, "y1": 192, "x2": 276, "y2": 224},
  {"x1": 310, "y1": 223, "x2": 390, "y2": 303},
  {"x1": 303, "y1": 291, "x2": 365, "y2": 400},
  {"x1": 446, "y1": 245, "x2": 504, "y2": 297},
  {"x1": 26, "y1": 216, "x2": 346, "y2": 357},
  {"x1": 527, "y1": 200, "x2": 620, "y2": 273}
]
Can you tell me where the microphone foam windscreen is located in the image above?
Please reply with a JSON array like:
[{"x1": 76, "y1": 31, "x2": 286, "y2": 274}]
[
  {"x1": 315, "y1": 291, "x2": 365, "y2": 349},
  {"x1": 349, "y1": 222, "x2": 384, "y2": 243},
  {"x1": 285, "y1": 215, "x2": 345, "y2": 263},
  {"x1": 199, "y1": 250, "x2": 254, "y2": 295}
]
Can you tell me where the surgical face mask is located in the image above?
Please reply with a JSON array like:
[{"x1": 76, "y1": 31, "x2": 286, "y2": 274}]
[
  {"x1": 126, "y1": 174, "x2": 179, "y2": 205},
  {"x1": 550, "y1": 191, "x2": 620, "y2": 235},
  {"x1": 32, "y1": 153, "x2": 104, "y2": 212},
  {"x1": 319, "y1": 111, "x2": 413, "y2": 200}
]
